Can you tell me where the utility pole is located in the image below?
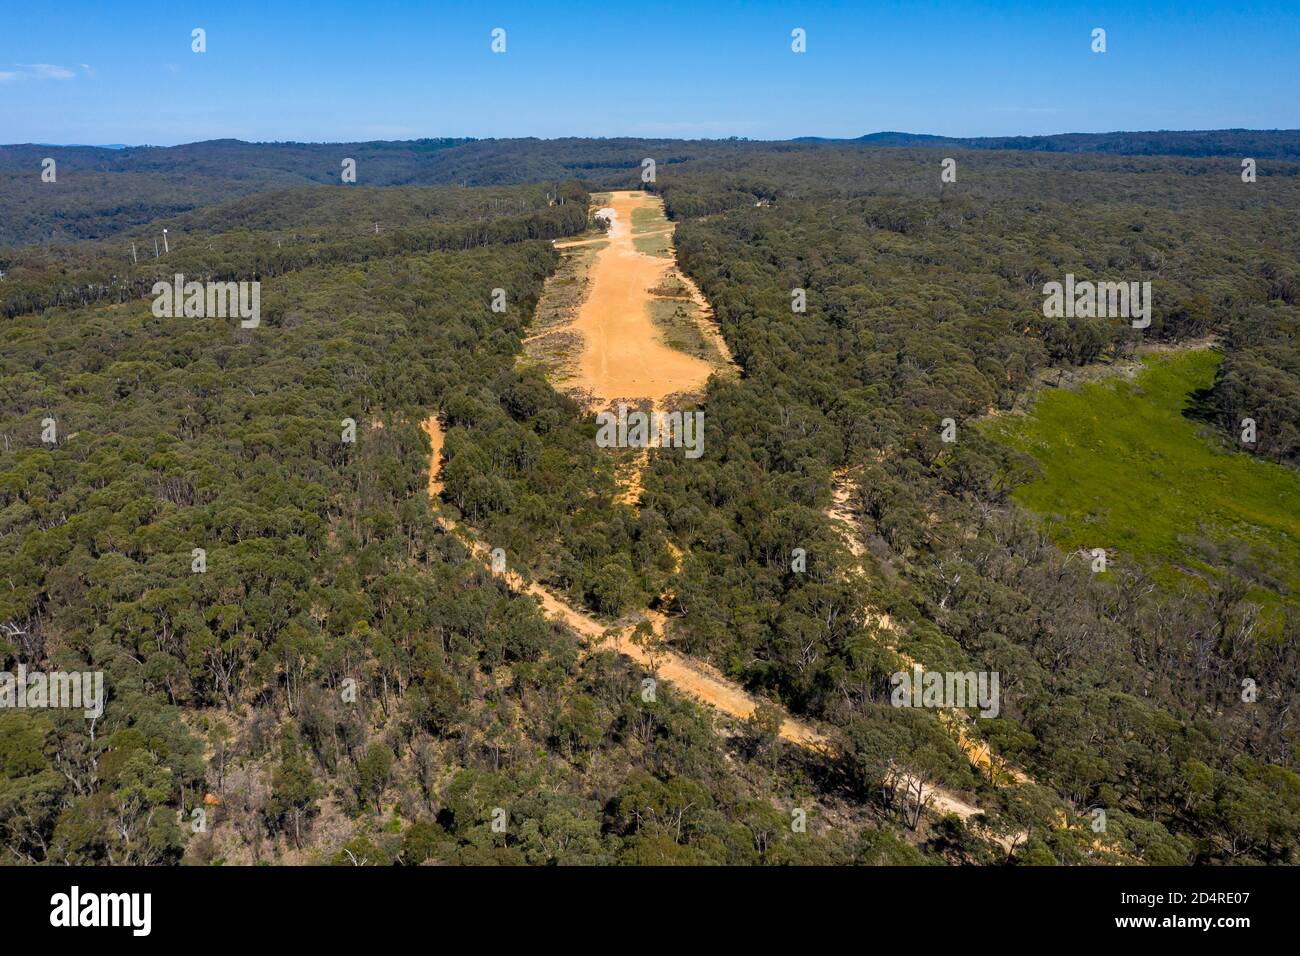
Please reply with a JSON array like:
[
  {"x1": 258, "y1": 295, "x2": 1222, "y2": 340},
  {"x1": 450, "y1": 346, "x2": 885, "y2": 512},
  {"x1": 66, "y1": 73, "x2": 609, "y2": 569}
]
[
  {"x1": 131, "y1": 242, "x2": 138, "y2": 265},
  {"x1": 162, "y1": 229, "x2": 169, "y2": 254},
  {"x1": 153, "y1": 238, "x2": 159, "y2": 258}
]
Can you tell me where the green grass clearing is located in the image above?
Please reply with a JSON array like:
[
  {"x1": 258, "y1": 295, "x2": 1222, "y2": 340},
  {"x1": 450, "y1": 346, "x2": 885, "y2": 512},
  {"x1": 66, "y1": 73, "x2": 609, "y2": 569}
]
[
  {"x1": 631, "y1": 205, "x2": 664, "y2": 234},
  {"x1": 633, "y1": 230, "x2": 672, "y2": 257},
  {"x1": 985, "y1": 349, "x2": 1300, "y2": 625}
]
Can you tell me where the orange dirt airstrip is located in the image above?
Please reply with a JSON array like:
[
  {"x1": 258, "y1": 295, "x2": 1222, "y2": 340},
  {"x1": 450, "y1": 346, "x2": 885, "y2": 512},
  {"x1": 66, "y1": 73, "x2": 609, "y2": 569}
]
[{"x1": 555, "y1": 190, "x2": 720, "y2": 406}]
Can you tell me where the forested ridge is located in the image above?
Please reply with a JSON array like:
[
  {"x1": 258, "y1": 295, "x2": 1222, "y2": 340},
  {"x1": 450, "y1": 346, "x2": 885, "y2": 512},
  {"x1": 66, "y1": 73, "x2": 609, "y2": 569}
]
[
  {"x1": 1, "y1": 137, "x2": 1298, "y2": 866},
  {"x1": 0, "y1": 184, "x2": 588, "y2": 320},
  {"x1": 4, "y1": 129, "x2": 1297, "y2": 245},
  {"x1": 818, "y1": 128, "x2": 1300, "y2": 159}
]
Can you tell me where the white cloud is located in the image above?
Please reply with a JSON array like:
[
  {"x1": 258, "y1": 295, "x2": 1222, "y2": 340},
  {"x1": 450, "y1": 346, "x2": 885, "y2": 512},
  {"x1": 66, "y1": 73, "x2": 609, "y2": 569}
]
[{"x1": 2, "y1": 63, "x2": 78, "y2": 82}]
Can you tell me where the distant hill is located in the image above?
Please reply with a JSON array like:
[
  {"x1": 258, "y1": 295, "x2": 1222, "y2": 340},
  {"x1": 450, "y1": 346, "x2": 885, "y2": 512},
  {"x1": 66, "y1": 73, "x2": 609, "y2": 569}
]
[
  {"x1": 2, "y1": 129, "x2": 1297, "y2": 246},
  {"x1": 0, "y1": 137, "x2": 752, "y2": 245},
  {"x1": 798, "y1": 128, "x2": 1300, "y2": 159}
]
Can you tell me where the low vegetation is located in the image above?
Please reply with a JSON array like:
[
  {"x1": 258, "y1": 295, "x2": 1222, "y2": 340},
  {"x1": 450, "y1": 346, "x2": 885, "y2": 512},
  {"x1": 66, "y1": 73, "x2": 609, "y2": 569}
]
[{"x1": 987, "y1": 349, "x2": 1300, "y2": 625}]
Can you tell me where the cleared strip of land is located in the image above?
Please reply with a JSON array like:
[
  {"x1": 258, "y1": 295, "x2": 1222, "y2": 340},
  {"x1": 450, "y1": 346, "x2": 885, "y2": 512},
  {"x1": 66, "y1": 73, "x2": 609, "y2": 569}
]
[
  {"x1": 425, "y1": 191, "x2": 1008, "y2": 836},
  {"x1": 527, "y1": 189, "x2": 733, "y2": 409}
]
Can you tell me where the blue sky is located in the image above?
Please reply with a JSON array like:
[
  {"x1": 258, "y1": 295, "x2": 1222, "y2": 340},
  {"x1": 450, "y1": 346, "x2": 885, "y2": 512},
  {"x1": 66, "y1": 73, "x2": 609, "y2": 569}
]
[{"x1": 3, "y1": 0, "x2": 1297, "y2": 145}]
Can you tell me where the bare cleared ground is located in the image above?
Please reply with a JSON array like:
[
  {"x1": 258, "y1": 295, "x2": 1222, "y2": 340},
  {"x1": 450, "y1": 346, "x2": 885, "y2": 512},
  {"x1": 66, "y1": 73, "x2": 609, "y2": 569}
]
[
  {"x1": 528, "y1": 190, "x2": 733, "y2": 411},
  {"x1": 422, "y1": 417, "x2": 445, "y2": 497},
  {"x1": 525, "y1": 190, "x2": 736, "y2": 508},
  {"x1": 568, "y1": 191, "x2": 716, "y2": 405}
]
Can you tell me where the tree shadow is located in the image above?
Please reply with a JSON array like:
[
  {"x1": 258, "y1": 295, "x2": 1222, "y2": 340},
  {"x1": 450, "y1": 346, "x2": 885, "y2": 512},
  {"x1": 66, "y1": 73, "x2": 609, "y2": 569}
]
[{"x1": 1182, "y1": 384, "x2": 1218, "y2": 424}]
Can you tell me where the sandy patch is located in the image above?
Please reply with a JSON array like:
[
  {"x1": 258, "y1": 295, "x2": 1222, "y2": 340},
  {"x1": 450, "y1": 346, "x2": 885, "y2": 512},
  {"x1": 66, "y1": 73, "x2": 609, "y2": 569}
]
[
  {"x1": 827, "y1": 470, "x2": 867, "y2": 559},
  {"x1": 422, "y1": 416, "x2": 445, "y2": 497}
]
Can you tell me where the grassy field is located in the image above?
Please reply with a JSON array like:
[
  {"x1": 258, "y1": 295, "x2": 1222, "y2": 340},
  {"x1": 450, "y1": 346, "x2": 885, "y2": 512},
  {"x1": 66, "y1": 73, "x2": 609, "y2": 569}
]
[
  {"x1": 629, "y1": 201, "x2": 673, "y2": 256},
  {"x1": 631, "y1": 205, "x2": 661, "y2": 233},
  {"x1": 985, "y1": 349, "x2": 1300, "y2": 621},
  {"x1": 633, "y1": 230, "x2": 672, "y2": 257}
]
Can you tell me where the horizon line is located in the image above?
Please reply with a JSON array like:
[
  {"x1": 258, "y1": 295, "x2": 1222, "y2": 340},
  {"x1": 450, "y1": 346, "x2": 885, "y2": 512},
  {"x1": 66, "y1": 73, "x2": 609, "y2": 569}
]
[{"x1": 10, "y1": 126, "x2": 1300, "y2": 151}]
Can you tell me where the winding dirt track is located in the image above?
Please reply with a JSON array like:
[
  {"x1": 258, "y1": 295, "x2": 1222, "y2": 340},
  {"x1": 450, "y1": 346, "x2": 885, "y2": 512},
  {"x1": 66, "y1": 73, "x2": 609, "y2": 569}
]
[
  {"x1": 423, "y1": 414, "x2": 828, "y2": 748},
  {"x1": 424, "y1": 416, "x2": 1002, "y2": 827},
  {"x1": 826, "y1": 473, "x2": 1031, "y2": 845},
  {"x1": 827, "y1": 471, "x2": 1031, "y2": 785}
]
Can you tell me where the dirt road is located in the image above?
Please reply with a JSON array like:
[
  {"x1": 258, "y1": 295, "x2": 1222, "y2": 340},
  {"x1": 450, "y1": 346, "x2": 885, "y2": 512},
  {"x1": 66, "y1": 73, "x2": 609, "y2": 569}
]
[{"x1": 422, "y1": 417, "x2": 445, "y2": 497}]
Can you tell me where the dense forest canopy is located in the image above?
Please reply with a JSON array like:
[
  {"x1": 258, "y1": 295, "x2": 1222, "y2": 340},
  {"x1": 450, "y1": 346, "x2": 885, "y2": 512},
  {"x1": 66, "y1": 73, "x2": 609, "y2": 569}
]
[
  {"x1": 3, "y1": 129, "x2": 1297, "y2": 245},
  {"x1": 1, "y1": 133, "x2": 1298, "y2": 866}
]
